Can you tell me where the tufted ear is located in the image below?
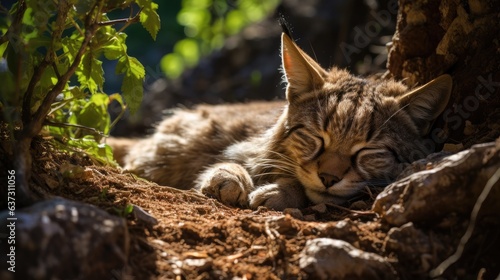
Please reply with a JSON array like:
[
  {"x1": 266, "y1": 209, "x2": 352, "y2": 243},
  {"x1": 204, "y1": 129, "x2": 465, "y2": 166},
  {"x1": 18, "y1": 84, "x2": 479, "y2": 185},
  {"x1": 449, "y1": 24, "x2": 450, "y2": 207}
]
[
  {"x1": 398, "y1": 75, "x2": 453, "y2": 136},
  {"x1": 281, "y1": 32, "x2": 327, "y2": 103}
]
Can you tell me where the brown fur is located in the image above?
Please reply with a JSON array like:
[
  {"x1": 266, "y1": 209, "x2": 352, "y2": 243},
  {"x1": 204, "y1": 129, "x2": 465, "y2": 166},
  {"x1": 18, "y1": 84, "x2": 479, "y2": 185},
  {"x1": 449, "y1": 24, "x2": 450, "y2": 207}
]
[
  {"x1": 114, "y1": 101, "x2": 284, "y2": 189},
  {"x1": 110, "y1": 32, "x2": 452, "y2": 210}
]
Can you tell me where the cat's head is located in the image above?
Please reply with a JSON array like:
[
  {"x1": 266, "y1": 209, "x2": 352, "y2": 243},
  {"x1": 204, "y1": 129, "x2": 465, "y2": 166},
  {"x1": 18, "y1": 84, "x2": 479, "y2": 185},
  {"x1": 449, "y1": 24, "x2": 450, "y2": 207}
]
[{"x1": 278, "y1": 32, "x2": 452, "y2": 205}]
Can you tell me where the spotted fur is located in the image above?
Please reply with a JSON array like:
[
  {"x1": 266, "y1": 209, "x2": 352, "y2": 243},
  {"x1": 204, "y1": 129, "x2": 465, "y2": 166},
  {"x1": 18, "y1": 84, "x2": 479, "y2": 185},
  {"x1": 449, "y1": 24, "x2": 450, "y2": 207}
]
[{"x1": 111, "y1": 31, "x2": 452, "y2": 210}]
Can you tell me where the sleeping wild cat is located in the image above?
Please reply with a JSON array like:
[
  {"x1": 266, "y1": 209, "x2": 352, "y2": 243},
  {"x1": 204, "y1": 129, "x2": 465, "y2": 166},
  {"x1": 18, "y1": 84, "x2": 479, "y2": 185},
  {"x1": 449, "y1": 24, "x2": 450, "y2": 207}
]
[{"x1": 110, "y1": 24, "x2": 452, "y2": 211}]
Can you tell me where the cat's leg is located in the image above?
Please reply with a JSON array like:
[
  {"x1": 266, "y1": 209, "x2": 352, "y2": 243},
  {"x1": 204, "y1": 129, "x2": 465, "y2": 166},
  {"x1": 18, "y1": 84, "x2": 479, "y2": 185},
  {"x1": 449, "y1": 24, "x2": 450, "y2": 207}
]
[
  {"x1": 196, "y1": 163, "x2": 254, "y2": 207},
  {"x1": 249, "y1": 178, "x2": 308, "y2": 210}
]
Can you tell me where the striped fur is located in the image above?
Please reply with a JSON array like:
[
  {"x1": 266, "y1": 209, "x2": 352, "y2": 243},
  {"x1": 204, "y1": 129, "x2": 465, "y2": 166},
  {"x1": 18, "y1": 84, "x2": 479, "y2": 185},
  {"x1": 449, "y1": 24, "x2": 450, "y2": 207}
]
[{"x1": 113, "y1": 32, "x2": 452, "y2": 210}]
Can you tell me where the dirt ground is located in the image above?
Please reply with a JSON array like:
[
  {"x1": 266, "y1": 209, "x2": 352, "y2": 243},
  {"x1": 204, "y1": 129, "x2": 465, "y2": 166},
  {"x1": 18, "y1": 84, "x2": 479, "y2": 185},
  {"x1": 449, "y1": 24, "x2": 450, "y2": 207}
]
[{"x1": 22, "y1": 136, "x2": 499, "y2": 279}]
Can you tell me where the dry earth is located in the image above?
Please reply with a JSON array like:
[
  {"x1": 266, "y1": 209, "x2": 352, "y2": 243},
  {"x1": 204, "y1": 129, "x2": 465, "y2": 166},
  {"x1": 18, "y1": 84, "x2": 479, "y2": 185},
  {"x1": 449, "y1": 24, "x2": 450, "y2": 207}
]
[{"x1": 1, "y1": 135, "x2": 499, "y2": 279}]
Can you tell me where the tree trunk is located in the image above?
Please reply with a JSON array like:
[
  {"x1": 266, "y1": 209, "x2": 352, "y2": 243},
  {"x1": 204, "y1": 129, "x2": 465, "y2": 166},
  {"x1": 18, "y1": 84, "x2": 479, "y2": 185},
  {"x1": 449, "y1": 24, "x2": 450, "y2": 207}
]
[{"x1": 387, "y1": 0, "x2": 500, "y2": 147}]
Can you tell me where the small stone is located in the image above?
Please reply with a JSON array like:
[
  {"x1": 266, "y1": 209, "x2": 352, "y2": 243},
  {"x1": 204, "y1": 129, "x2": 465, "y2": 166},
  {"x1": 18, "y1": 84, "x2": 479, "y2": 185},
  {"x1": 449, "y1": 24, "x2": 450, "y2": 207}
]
[
  {"x1": 41, "y1": 174, "x2": 59, "y2": 189},
  {"x1": 133, "y1": 204, "x2": 158, "y2": 225},
  {"x1": 182, "y1": 258, "x2": 212, "y2": 271},
  {"x1": 283, "y1": 208, "x2": 303, "y2": 219},
  {"x1": 310, "y1": 203, "x2": 327, "y2": 213},
  {"x1": 0, "y1": 198, "x2": 128, "y2": 279},
  {"x1": 299, "y1": 238, "x2": 397, "y2": 279}
]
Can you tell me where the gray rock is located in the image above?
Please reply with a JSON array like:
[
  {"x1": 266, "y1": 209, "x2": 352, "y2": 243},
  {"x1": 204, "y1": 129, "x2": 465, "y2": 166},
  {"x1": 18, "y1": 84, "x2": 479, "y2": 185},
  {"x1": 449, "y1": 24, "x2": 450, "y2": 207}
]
[
  {"x1": 383, "y1": 222, "x2": 445, "y2": 273},
  {"x1": 373, "y1": 141, "x2": 500, "y2": 226},
  {"x1": 299, "y1": 238, "x2": 397, "y2": 280},
  {"x1": 0, "y1": 198, "x2": 129, "y2": 280}
]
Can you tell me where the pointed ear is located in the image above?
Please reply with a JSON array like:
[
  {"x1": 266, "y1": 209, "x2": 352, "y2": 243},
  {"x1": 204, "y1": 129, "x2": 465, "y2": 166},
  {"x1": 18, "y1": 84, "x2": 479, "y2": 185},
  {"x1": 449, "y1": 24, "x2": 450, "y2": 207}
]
[
  {"x1": 281, "y1": 33, "x2": 326, "y2": 103},
  {"x1": 398, "y1": 74, "x2": 453, "y2": 136}
]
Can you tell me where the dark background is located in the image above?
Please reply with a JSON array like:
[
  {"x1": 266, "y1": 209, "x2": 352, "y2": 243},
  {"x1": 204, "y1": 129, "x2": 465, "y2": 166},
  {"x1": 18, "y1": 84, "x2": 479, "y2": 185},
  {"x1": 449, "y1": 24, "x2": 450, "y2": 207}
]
[{"x1": 109, "y1": 0, "x2": 397, "y2": 136}]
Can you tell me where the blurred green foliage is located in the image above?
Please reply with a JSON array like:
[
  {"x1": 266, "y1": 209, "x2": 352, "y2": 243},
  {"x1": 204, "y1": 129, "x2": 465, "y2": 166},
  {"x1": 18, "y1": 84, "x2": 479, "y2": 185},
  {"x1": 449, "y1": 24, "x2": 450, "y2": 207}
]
[{"x1": 161, "y1": 0, "x2": 280, "y2": 79}]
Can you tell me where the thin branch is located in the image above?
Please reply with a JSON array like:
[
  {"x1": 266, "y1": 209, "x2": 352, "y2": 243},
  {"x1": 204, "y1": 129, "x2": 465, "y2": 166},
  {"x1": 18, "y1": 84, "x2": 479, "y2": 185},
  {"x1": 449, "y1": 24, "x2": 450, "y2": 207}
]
[
  {"x1": 22, "y1": 59, "x2": 51, "y2": 124},
  {"x1": 24, "y1": 9, "x2": 100, "y2": 139},
  {"x1": 51, "y1": 61, "x2": 61, "y2": 79},
  {"x1": 98, "y1": 12, "x2": 141, "y2": 27},
  {"x1": 44, "y1": 120, "x2": 107, "y2": 137},
  {"x1": 48, "y1": 97, "x2": 75, "y2": 116},
  {"x1": 109, "y1": 103, "x2": 126, "y2": 130},
  {"x1": 69, "y1": 16, "x2": 84, "y2": 37},
  {"x1": 22, "y1": 0, "x2": 69, "y2": 126},
  {"x1": 117, "y1": 7, "x2": 143, "y2": 33}
]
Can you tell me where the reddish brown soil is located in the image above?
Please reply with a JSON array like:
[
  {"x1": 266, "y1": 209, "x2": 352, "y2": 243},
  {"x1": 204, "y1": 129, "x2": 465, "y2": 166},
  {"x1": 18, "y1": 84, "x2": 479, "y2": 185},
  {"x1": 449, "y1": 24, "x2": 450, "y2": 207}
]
[{"x1": 22, "y1": 136, "x2": 499, "y2": 279}]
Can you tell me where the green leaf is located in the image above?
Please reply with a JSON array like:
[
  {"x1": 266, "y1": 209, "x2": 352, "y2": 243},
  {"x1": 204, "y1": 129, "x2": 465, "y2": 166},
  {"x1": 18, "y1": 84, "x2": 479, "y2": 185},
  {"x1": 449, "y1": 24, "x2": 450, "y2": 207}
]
[
  {"x1": 124, "y1": 204, "x2": 134, "y2": 215},
  {"x1": 103, "y1": 32, "x2": 127, "y2": 60},
  {"x1": 68, "y1": 86, "x2": 86, "y2": 99},
  {"x1": 0, "y1": 42, "x2": 8, "y2": 57},
  {"x1": 127, "y1": 56, "x2": 145, "y2": 79},
  {"x1": 108, "y1": 93, "x2": 124, "y2": 106},
  {"x1": 62, "y1": 32, "x2": 84, "y2": 62},
  {"x1": 115, "y1": 54, "x2": 145, "y2": 114},
  {"x1": 136, "y1": 0, "x2": 160, "y2": 40},
  {"x1": 115, "y1": 55, "x2": 128, "y2": 75},
  {"x1": 74, "y1": 93, "x2": 110, "y2": 134},
  {"x1": 121, "y1": 72, "x2": 143, "y2": 115},
  {"x1": 76, "y1": 53, "x2": 104, "y2": 94},
  {"x1": 67, "y1": 136, "x2": 117, "y2": 165},
  {"x1": 116, "y1": 55, "x2": 145, "y2": 78}
]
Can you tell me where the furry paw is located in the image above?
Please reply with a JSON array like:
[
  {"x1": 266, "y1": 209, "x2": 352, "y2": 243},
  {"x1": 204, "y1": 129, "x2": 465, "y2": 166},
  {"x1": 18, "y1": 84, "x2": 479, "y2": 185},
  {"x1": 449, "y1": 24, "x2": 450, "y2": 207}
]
[
  {"x1": 249, "y1": 182, "x2": 307, "y2": 211},
  {"x1": 197, "y1": 163, "x2": 254, "y2": 207}
]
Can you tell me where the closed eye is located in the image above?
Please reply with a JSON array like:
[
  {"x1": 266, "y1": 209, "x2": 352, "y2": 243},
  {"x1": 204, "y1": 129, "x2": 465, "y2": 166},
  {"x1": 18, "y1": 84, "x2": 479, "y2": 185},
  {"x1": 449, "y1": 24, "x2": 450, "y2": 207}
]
[
  {"x1": 284, "y1": 124, "x2": 305, "y2": 138},
  {"x1": 299, "y1": 134, "x2": 325, "y2": 162},
  {"x1": 311, "y1": 136, "x2": 325, "y2": 161},
  {"x1": 351, "y1": 147, "x2": 395, "y2": 170},
  {"x1": 350, "y1": 146, "x2": 369, "y2": 167},
  {"x1": 355, "y1": 148, "x2": 398, "y2": 179},
  {"x1": 286, "y1": 125, "x2": 325, "y2": 162}
]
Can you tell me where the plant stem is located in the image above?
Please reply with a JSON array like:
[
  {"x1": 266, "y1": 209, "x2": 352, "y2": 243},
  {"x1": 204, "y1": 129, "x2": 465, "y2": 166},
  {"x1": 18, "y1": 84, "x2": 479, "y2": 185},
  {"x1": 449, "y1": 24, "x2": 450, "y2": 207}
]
[{"x1": 14, "y1": 1, "x2": 102, "y2": 206}]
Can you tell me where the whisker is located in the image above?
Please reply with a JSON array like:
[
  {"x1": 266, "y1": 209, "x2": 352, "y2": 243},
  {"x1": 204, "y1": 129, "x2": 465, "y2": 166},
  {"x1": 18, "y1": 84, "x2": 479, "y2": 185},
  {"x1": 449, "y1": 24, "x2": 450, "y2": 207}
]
[
  {"x1": 265, "y1": 150, "x2": 296, "y2": 163},
  {"x1": 254, "y1": 172, "x2": 294, "y2": 178},
  {"x1": 379, "y1": 102, "x2": 410, "y2": 129},
  {"x1": 255, "y1": 164, "x2": 295, "y2": 174}
]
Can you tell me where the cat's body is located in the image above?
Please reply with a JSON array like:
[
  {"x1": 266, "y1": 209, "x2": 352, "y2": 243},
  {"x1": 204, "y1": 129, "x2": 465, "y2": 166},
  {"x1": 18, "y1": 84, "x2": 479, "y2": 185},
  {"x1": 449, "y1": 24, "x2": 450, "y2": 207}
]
[
  {"x1": 111, "y1": 26, "x2": 452, "y2": 210},
  {"x1": 119, "y1": 101, "x2": 285, "y2": 190}
]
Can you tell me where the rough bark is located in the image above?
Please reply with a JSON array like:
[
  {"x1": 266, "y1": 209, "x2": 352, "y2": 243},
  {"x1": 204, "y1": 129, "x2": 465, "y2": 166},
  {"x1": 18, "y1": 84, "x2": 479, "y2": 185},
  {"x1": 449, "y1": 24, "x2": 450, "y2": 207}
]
[{"x1": 387, "y1": 0, "x2": 500, "y2": 146}]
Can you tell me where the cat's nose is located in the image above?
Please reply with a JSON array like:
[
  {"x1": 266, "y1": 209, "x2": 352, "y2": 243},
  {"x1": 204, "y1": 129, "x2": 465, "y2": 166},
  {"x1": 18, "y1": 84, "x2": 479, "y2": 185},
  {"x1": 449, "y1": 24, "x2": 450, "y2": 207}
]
[
  {"x1": 319, "y1": 172, "x2": 341, "y2": 188},
  {"x1": 317, "y1": 151, "x2": 349, "y2": 187}
]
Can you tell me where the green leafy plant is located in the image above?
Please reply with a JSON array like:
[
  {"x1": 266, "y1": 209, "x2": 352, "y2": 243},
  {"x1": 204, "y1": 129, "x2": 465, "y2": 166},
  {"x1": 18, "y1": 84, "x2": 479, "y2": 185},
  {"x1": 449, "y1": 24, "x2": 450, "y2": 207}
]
[
  {"x1": 114, "y1": 203, "x2": 134, "y2": 218},
  {"x1": 161, "y1": 0, "x2": 279, "y2": 79},
  {"x1": 0, "y1": 0, "x2": 160, "y2": 205}
]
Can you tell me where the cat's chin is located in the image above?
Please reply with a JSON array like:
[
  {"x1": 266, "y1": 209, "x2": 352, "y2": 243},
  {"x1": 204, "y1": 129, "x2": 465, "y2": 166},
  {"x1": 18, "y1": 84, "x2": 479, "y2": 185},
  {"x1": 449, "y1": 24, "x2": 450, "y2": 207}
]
[{"x1": 303, "y1": 182, "x2": 366, "y2": 205}]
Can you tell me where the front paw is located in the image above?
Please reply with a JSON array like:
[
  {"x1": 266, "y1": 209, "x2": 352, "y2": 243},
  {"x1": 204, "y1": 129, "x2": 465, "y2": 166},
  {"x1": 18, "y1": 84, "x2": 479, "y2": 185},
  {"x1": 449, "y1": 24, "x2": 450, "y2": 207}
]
[
  {"x1": 197, "y1": 163, "x2": 253, "y2": 207},
  {"x1": 249, "y1": 183, "x2": 307, "y2": 211}
]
